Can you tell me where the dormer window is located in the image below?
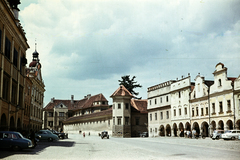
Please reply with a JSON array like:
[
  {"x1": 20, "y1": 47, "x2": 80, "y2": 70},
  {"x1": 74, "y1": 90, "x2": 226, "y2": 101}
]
[{"x1": 218, "y1": 79, "x2": 222, "y2": 86}]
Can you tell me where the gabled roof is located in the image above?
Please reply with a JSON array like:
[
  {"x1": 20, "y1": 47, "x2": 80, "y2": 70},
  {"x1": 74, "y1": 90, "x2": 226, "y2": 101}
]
[
  {"x1": 131, "y1": 99, "x2": 148, "y2": 113},
  {"x1": 44, "y1": 93, "x2": 108, "y2": 111},
  {"x1": 110, "y1": 85, "x2": 133, "y2": 97}
]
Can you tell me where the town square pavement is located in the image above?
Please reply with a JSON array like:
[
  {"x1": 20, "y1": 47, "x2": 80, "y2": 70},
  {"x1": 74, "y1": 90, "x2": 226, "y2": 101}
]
[{"x1": 0, "y1": 134, "x2": 239, "y2": 160}]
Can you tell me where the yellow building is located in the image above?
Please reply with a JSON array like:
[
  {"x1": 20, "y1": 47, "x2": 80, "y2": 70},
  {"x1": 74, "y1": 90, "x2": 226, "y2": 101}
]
[{"x1": 0, "y1": 0, "x2": 29, "y2": 131}]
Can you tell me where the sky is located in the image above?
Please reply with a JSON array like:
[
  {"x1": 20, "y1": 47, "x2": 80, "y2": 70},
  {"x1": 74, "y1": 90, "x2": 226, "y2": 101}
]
[{"x1": 18, "y1": 0, "x2": 240, "y2": 107}]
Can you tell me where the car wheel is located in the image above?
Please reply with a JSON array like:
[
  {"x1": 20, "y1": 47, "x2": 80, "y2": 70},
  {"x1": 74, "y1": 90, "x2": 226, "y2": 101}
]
[
  {"x1": 216, "y1": 136, "x2": 219, "y2": 140},
  {"x1": 231, "y1": 137, "x2": 235, "y2": 140},
  {"x1": 12, "y1": 145, "x2": 21, "y2": 151},
  {"x1": 212, "y1": 138, "x2": 215, "y2": 140},
  {"x1": 48, "y1": 137, "x2": 53, "y2": 142}
]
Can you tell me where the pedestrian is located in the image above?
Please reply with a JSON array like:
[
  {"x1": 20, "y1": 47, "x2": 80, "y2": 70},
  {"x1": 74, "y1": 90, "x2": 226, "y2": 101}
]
[
  {"x1": 30, "y1": 129, "x2": 36, "y2": 146},
  {"x1": 184, "y1": 130, "x2": 187, "y2": 138},
  {"x1": 192, "y1": 129, "x2": 196, "y2": 139},
  {"x1": 89, "y1": 132, "x2": 90, "y2": 136},
  {"x1": 83, "y1": 132, "x2": 85, "y2": 137}
]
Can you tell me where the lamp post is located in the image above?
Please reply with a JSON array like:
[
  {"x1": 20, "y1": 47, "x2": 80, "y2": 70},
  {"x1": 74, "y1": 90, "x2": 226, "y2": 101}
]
[{"x1": 231, "y1": 82, "x2": 236, "y2": 129}]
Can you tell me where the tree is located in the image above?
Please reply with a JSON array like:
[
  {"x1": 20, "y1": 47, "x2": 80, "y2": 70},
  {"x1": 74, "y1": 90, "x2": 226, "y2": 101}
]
[{"x1": 118, "y1": 75, "x2": 142, "y2": 99}]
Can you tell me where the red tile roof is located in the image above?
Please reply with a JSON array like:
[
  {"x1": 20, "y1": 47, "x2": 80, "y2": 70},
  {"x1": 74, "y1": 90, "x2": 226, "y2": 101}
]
[
  {"x1": 44, "y1": 93, "x2": 108, "y2": 111},
  {"x1": 131, "y1": 99, "x2": 148, "y2": 113},
  {"x1": 110, "y1": 85, "x2": 133, "y2": 97}
]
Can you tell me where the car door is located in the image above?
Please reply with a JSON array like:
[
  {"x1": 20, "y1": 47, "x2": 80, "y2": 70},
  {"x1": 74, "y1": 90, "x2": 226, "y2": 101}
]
[{"x1": 0, "y1": 133, "x2": 7, "y2": 148}]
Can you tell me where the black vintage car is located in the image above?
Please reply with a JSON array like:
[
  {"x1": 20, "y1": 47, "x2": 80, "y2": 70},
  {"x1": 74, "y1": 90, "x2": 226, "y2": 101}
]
[
  {"x1": 101, "y1": 131, "x2": 109, "y2": 139},
  {"x1": 49, "y1": 130, "x2": 68, "y2": 139}
]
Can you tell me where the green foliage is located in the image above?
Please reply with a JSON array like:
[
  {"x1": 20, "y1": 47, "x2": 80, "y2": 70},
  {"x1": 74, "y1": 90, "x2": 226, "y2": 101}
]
[{"x1": 118, "y1": 75, "x2": 142, "y2": 99}]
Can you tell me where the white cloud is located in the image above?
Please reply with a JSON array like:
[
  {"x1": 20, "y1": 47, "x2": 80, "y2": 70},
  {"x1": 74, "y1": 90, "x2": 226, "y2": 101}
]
[{"x1": 19, "y1": 0, "x2": 240, "y2": 105}]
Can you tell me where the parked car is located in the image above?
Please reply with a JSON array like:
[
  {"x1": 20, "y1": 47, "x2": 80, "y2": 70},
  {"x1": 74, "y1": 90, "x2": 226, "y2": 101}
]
[
  {"x1": 212, "y1": 130, "x2": 225, "y2": 140},
  {"x1": 140, "y1": 132, "x2": 148, "y2": 137},
  {"x1": 0, "y1": 131, "x2": 33, "y2": 151},
  {"x1": 35, "y1": 130, "x2": 59, "y2": 142},
  {"x1": 49, "y1": 130, "x2": 68, "y2": 139},
  {"x1": 101, "y1": 131, "x2": 109, "y2": 139},
  {"x1": 222, "y1": 130, "x2": 240, "y2": 140}
]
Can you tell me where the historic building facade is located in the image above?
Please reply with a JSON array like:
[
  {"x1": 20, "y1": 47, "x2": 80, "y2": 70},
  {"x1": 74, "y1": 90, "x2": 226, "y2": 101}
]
[
  {"x1": 147, "y1": 80, "x2": 174, "y2": 137},
  {"x1": 170, "y1": 76, "x2": 192, "y2": 136},
  {"x1": 190, "y1": 74, "x2": 214, "y2": 137},
  {"x1": 208, "y1": 63, "x2": 237, "y2": 133},
  {"x1": 44, "y1": 94, "x2": 110, "y2": 133},
  {"x1": 147, "y1": 63, "x2": 240, "y2": 138},
  {"x1": 26, "y1": 49, "x2": 45, "y2": 131},
  {"x1": 0, "y1": 0, "x2": 29, "y2": 131},
  {"x1": 111, "y1": 85, "x2": 148, "y2": 137}
]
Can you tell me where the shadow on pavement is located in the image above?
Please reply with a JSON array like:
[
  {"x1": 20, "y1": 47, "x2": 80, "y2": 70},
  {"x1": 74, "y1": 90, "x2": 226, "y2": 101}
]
[{"x1": 0, "y1": 140, "x2": 76, "y2": 159}]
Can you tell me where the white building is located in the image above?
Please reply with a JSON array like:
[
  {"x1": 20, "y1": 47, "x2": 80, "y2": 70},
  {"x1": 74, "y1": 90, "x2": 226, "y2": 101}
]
[{"x1": 147, "y1": 81, "x2": 174, "y2": 137}]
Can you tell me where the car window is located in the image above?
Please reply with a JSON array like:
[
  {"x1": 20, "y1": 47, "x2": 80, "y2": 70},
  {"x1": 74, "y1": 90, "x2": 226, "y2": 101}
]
[
  {"x1": 237, "y1": 131, "x2": 240, "y2": 133},
  {"x1": 0, "y1": 133, "x2": 3, "y2": 138},
  {"x1": 12, "y1": 134, "x2": 17, "y2": 139},
  {"x1": 232, "y1": 131, "x2": 236, "y2": 133},
  {"x1": 4, "y1": 133, "x2": 8, "y2": 138}
]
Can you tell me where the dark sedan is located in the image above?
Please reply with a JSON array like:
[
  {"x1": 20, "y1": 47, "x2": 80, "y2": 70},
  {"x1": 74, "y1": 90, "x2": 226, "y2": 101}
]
[{"x1": 0, "y1": 131, "x2": 33, "y2": 151}]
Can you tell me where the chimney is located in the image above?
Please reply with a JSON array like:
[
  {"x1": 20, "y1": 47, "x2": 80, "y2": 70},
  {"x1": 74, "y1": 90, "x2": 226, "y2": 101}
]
[
  {"x1": 71, "y1": 95, "x2": 74, "y2": 104},
  {"x1": 87, "y1": 94, "x2": 91, "y2": 99},
  {"x1": 51, "y1": 97, "x2": 55, "y2": 103}
]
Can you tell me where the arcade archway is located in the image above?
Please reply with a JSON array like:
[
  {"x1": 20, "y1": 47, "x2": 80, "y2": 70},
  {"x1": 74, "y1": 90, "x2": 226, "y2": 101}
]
[{"x1": 159, "y1": 125, "x2": 165, "y2": 136}]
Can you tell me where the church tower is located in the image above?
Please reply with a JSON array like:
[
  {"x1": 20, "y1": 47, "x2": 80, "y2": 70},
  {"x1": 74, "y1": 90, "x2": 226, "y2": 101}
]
[{"x1": 110, "y1": 85, "x2": 133, "y2": 137}]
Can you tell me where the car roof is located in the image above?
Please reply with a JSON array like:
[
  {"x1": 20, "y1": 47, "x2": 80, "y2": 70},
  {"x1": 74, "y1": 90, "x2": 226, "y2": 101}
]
[{"x1": 0, "y1": 131, "x2": 20, "y2": 134}]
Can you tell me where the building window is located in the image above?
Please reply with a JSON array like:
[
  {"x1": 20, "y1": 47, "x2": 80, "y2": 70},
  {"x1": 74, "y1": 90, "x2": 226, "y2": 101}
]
[
  {"x1": 155, "y1": 113, "x2": 157, "y2": 120},
  {"x1": 174, "y1": 109, "x2": 176, "y2": 116},
  {"x1": 150, "y1": 128, "x2": 152, "y2": 133},
  {"x1": 192, "y1": 108, "x2": 194, "y2": 117},
  {"x1": 212, "y1": 103, "x2": 215, "y2": 113},
  {"x1": 160, "y1": 97, "x2": 162, "y2": 103},
  {"x1": 161, "y1": 112, "x2": 163, "y2": 119},
  {"x1": 227, "y1": 100, "x2": 231, "y2": 111},
  {"x1": 11, "y1": 82, "x2": 17, "y2": 105},
  {"x1": 2, "y1": 75, "x2": 10, "y2": 101},
  {"x1": 185, "y1": 108, "x2": 187, "y2": 115},
  {"x1": 135, "y1": 118, "x2": 140, "y2": 125},
  {"x1": 13, "y1": 48, "x2": 18, "y2": 67},
  {"x1": 125, "y1": 103, "x2": 129, "y2": 109},
  {"x1": 150, "y1": 114, "x2": 152, "y2": 121},
  {"x1": 179, "y1": 91, "x2": 181, "y2": 98},
  {"x1": 196, "y1": 107, "x2": 198, "y2": 116},
  {"x1": 117, "y1": 117, "x2": 121, "y2": 125},
  {"x1": 149, "y1": 100, "x2": 151, "y2": 105},
  {"x1": 166, "y1": 96, "x2": 168, "y2": 102},
  {"x1": 59, "y1": 121, "x2": 62, "y2": 126},
  {"x1": 206, "y1": 107, "x2": 208, "y2": 115},
  {"x1": 59, "y1": 112, "x2": 64, "y2": 117},
  {"x1": 218, "y1": 79, "x2": 222, "y2": 86},
  {"x1": 5, "y1": 37, "x2": 11, "y2": 60},
  {"x1": 125, "y1": 117, "x2": 129, "y2": 125},
  {"x1": 48, "y1": 121, "x2": 53, "y2": 127},
  {"x1": 219, "y1": 102, "x2": 223, "y2": 113},
  {"x1": 155, "y1": 128, "x2": 157, "y2": 133},
  {"x1": 155, "y1": 99, "x2": 157, "y2": 104},
  {"x1": 118, "y1": 103, "x2": 121, "y2": 109},
  {"x1": 0, "y1": 29, "x2": 2, "y2": 51},
  {"x1": 179, "y1": 108, "x2": 181, "y2": 116},
  {"x1": 113, "y1": 117, "x2": 115, "y2": 125},
  {"x1": 48, "y1": 112, "x2": 53, "y2": 117},
  {"x1": 166, "y1": 111, "x2": 169, "y2": 119},
  {"x1": 113, "y1": 104, "x2": 115, "y2": 109},
  {"x1": 201, "y1": 108, "x2": 204, "y2": 116}
]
